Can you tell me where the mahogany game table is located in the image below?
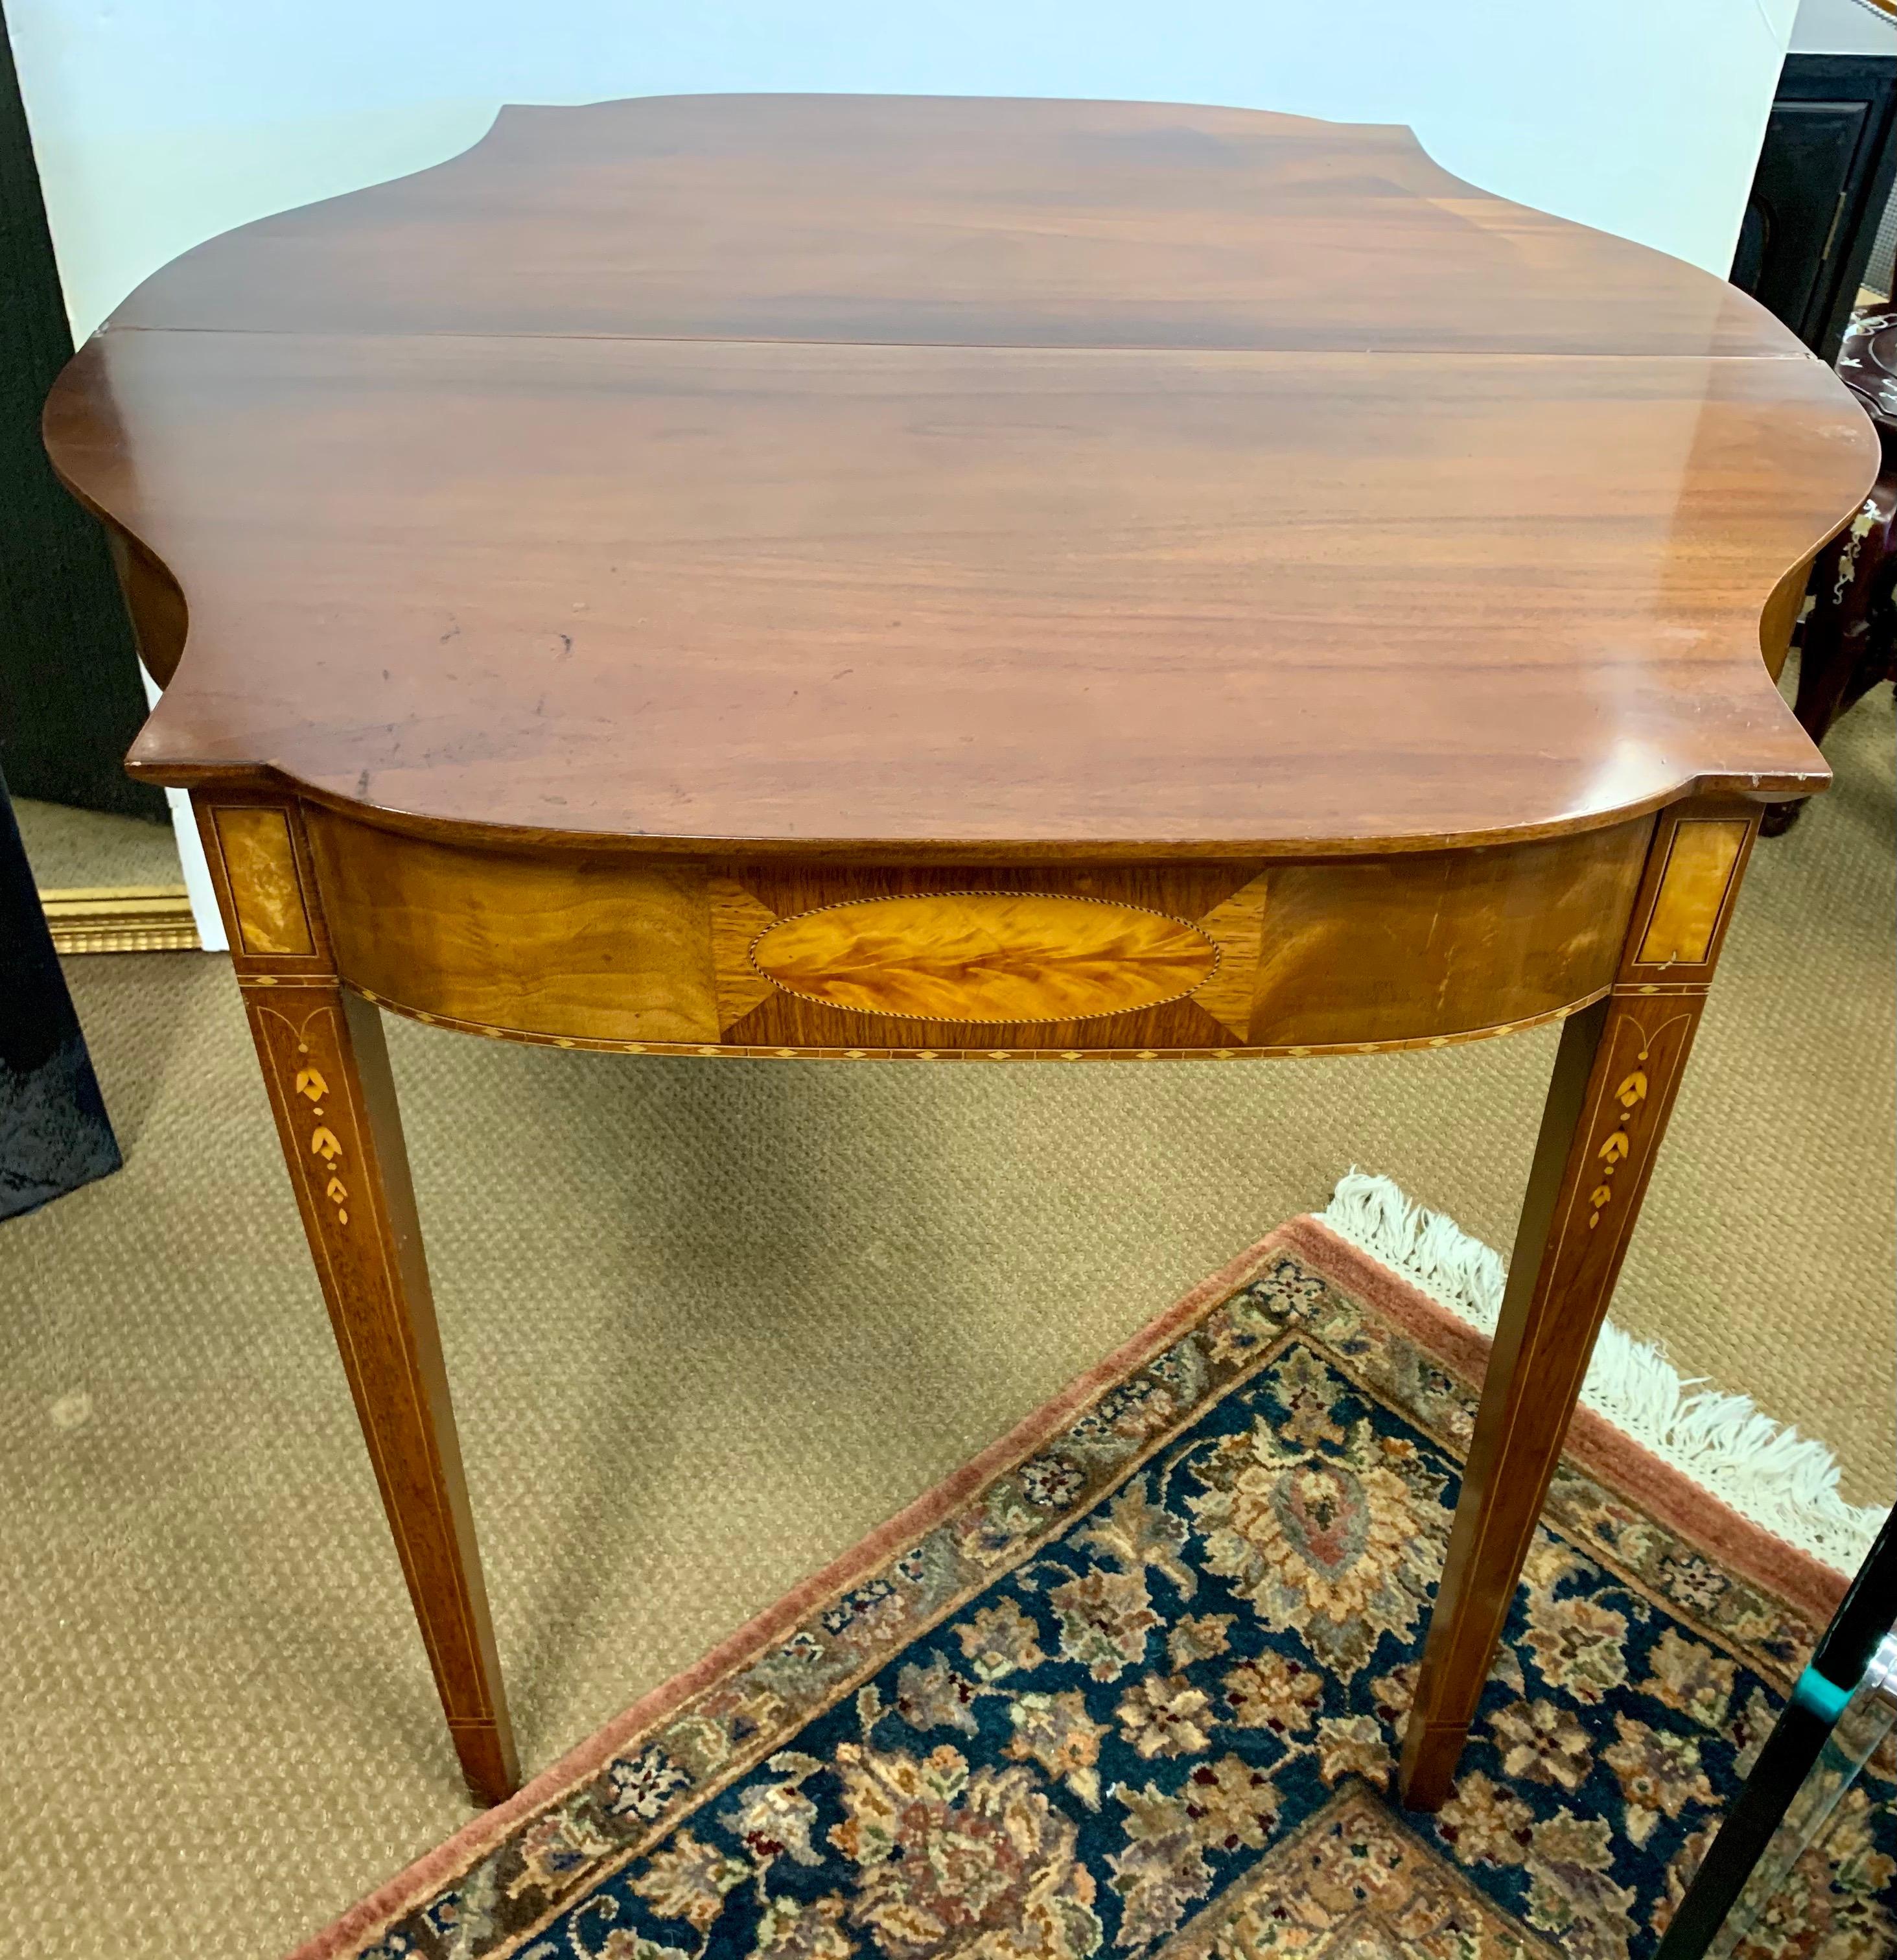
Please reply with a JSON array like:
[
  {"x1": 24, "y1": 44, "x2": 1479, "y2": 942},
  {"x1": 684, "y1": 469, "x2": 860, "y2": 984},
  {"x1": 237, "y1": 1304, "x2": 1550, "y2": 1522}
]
[{"x1": 43, "y1": 95, "x2": 1874, "y2": 1812}]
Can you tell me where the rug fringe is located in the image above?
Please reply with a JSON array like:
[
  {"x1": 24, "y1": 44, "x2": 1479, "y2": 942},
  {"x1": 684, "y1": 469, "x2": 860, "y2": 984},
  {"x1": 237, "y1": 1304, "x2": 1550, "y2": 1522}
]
[{"x1": 1320, "y1": 1171, "x2": 1883, "y2": 1576}]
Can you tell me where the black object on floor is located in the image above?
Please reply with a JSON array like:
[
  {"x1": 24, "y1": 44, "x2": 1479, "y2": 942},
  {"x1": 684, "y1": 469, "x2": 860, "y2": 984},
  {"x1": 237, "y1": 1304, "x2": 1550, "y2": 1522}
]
[
  {"x1": 1653, "y1": 1506, "x2": 1897, "y2": 1959},
  {"x1": 0, "y1": 761, "x2": 120, "y2": 1217}
]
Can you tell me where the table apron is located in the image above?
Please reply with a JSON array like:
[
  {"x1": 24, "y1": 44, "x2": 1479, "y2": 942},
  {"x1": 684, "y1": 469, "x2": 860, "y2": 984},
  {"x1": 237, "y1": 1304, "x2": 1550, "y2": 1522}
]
[{"x1": 184, "y1": 804, "x2": 1668, "y2": 1058}]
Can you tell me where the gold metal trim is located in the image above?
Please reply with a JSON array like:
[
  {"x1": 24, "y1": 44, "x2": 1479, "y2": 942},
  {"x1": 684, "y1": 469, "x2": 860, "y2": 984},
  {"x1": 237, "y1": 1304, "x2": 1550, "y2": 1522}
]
[{"x1": 40, "y1": 885, "x2": 201, "y2": 955}]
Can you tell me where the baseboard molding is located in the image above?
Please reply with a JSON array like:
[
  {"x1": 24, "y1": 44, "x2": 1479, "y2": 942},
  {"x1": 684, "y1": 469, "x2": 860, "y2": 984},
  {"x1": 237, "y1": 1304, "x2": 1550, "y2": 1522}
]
[{"x1": 40, "y1": 884, "x2": 202, "y2": 953}]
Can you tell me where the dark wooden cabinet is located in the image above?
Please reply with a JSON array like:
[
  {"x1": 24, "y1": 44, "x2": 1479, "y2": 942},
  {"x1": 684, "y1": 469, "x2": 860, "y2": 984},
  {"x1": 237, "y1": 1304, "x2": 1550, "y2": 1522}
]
[{"x1": 1734, "y1": 52, "x2": 1897, "y2": 364}]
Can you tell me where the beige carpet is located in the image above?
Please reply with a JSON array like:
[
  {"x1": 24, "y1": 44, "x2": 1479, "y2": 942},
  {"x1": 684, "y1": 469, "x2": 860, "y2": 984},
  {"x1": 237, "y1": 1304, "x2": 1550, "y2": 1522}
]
[
  {"x1": 3, "y1": 682, "x2": 1892, "y2": 1960},
  {"x1": 14, "y1": 794, "x2": 181, "y2": 891}
]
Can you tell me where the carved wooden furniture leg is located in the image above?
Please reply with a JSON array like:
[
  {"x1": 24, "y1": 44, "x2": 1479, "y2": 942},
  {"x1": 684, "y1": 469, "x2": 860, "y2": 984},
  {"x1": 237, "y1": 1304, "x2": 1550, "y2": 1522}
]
[
  {"x1": 196, "y1": 797, "x2": 519, "y2": 1807},
  {"x1": 1399, "y1": 801, "x2": 1758, "y2": 1810}
]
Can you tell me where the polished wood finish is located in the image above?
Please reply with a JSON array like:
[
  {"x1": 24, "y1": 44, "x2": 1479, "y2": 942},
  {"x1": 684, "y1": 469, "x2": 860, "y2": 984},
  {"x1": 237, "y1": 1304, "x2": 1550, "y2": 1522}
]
[
  {"x1": 296, "y1": 812, "x2": 1652, "y2": 1056},
  {"x1": 198, "y1": 799, "x2": 518, "y2": 1806},
  {"x1": 45, "y1": 104, "x2": 1871, "y2": 859},
  {"x1": 50, "y1": 97, "x2": 1871, "y2": 1808},
  {"x1": 303, "y1": 808, "x2": 723, "y2": 1047},
  {"x1": 51, "y1": 333, "x2": 1858, "y2": 852},
  {"x1": 1634, "y1": 820, "x2": 1750, "y2": 966},
  {"x1": 95, "y1": 95, "x2": 1815, "y2": 359},
  {"x1": 749, "y1": 891, "x2": 1219, "y2": 1023},
  {"x1": 210, "y1": 806, "x2": 314, "y2": 956},
  {"x1": 1246, "y1": 823, "x2": 1649, "y2": 1049},
  {"x1": 1758, "y1": 553, "x2": 1813, "y2": 684},
  {"x1": 1399, "y1": 800, "x2": 1758, "y2": 1808},
  {"x1": 708, "y1": 877, "x2": 780, "y2": 1033},
  {"x1": 102, "y1": 526, "x2": 189, "y2": 688}
]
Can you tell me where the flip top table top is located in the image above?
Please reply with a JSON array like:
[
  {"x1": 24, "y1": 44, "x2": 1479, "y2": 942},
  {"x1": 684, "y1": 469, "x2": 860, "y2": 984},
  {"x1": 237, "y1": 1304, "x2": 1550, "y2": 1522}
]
[{"x1": 44, "y1": 94, "x2": 1873, "y2": 859}]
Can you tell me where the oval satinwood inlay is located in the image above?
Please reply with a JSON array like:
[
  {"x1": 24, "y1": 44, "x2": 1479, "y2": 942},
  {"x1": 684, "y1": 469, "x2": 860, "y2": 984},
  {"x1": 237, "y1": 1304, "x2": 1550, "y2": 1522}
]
[{"x1": 749, "y1": 892, "x2": 1221, "y2": 1023}]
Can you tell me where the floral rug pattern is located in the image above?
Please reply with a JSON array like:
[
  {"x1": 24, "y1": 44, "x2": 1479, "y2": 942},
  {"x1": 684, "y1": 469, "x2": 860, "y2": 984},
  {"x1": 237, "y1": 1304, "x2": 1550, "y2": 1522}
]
[{"x1": 355, "y1": 1254, "x2": 1895, "y2": 1960}]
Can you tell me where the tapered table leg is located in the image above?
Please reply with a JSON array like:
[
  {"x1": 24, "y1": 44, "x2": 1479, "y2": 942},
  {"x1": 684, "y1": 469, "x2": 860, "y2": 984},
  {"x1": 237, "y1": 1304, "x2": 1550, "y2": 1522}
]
[
  {"x1": 1399, "y1": 802, "x2": 1760, "y2": 1810},
  {"x1": 197, "y1": 797, "x2": 518, "y2": 1806}
]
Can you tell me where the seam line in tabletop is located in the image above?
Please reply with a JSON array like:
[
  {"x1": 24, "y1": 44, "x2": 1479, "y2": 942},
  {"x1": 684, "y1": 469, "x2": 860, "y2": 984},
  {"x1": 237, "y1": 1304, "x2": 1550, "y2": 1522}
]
[{"x1": 96, "y1": 323, "x2": 1816, "y2": 361}]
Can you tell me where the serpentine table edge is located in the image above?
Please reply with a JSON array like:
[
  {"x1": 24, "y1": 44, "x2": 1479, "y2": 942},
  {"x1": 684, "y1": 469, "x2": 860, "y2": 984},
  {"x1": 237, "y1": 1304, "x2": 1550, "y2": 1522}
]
[{"x1": 41, "y1": 93, "x2": 1877, "y2": 1817}]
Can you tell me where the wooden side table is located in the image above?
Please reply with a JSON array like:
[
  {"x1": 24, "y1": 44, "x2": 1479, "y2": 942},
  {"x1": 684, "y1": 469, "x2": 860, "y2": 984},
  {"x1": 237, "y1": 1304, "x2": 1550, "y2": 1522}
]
[{"x1": 45, "y1": 95, "x2": 1874, "y2": 1813}]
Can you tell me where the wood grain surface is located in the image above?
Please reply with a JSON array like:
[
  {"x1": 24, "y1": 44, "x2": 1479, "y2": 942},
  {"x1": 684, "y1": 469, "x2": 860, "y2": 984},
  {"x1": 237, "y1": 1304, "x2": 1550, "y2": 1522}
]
[
  {"x1": 194, "y1": 795, "x2": 519, "y2": 1806},
  {"x1": 1248, "y1": 821, "x2": 1651, "y2": 1047},
  {"x1": 210, "y1": 805, "x2": 313, "y2": 956},
  {"x1": 1399, "y1": 800, "x2": 1758, "y2": 1808},
  {"x1": 1635, "y1": 820, "x2": 1750, "y2": 966},
  {"x1": 239, "y1": 984, "x2": 519, "y2": 1808},
  {"x1": 43, "y1": 95, "x2": 1872, "y2": 857},
  {"x1": 45, "y1": 99, "x2": 1872, "y2": 1814},
  {"x1": 749, "y1": 892, "x2": 1219, "y2": 1021},
  {"x1": 99, "y1": 95, "x2": 1810, "y2": 359},
  {"x1": 293, "y1": 814, "x2": 1653, "y2": 1054},
  {"x1": 303, "y1": 808, "x2": 723, "y2": 1045}
]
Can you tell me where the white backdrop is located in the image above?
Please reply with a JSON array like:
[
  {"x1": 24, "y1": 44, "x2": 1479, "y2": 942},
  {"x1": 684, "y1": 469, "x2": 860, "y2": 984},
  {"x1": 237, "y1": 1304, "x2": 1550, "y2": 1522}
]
[{"x1": 6, "y1": 0, "x2": 1808, "y2": 940}]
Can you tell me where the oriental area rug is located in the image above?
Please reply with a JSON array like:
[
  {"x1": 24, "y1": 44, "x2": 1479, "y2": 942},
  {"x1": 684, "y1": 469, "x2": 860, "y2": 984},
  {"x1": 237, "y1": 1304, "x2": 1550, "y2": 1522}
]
[{"x1": 297, "y1": 1208, "x2": 1894, "y2": 1960}]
